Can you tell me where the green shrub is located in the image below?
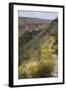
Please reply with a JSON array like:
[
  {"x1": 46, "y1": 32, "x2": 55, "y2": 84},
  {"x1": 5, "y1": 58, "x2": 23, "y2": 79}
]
[
  {"x1": 38, "y1": 36, "x2": 56, "y2": 77},
  {"x1": 28, "y1": 62, "x2": 39, "y2": 78},
  {"x1": 18, "y1": 64, "x2": 27, "y2": 79},
  {"x1": 38, "y1": 59, "x2": 55, "y2": 77}
]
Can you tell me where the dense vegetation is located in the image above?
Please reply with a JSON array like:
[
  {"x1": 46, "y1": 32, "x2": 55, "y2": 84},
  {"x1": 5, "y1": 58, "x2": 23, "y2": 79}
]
[
  {"x1": 18, "y1": 18, "x2": 58, "y2": 79},
  {"x1": 19, "y1": 30, "x2": 42, "y2": 65}
]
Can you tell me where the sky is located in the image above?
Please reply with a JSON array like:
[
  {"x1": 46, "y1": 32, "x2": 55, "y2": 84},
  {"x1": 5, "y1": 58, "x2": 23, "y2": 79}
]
[{"x1": 18, "y1": 10, "x2": 58, "y2": 20}]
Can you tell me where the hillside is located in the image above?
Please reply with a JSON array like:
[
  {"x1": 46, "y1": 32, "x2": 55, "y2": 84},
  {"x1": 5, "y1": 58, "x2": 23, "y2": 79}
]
[
  {"x1": 19, "y1": 17, "x2": 51, "y2": 25},
  {"x1": 18, "y1": 17, "x2": 51, "y2": 36},
  {"x1": 18, "y1": 17, "x2": 58, "y2": 79}
]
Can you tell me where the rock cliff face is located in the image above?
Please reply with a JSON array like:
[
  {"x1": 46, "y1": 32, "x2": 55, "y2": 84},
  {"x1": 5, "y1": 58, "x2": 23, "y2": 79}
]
[{"x1": 18, "y1": 17, "x2": 51, "y2": 36}]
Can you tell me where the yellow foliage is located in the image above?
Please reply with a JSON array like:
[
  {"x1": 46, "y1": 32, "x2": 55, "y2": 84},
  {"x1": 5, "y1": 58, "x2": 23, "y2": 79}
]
[
  {"x1": 18, "y1": 64, "x2": 27, "y2": 79},
  {"x1": 28, "y1": 62, "x2": 39, "y2": 78}
]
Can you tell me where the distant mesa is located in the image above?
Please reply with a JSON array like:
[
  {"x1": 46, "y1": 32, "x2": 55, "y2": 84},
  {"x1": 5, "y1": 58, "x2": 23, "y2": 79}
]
[{"x1": 18, "y1": 17, "x2": 51, "y2": 36}]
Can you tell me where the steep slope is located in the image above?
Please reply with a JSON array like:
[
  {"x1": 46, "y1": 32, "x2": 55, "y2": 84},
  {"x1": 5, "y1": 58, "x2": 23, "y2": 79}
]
[
  {"x1": 18, "y1": 18, "x2": 58, "y2": 78},
  {"x1": 19, "y1": 18, "x2": 58, "y2": 65}
]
